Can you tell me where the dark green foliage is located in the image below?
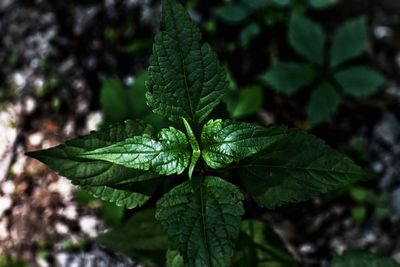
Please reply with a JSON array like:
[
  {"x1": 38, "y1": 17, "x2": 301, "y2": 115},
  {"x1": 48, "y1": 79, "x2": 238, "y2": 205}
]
[
  {"x1": 224, "y1": 72, "x2": 263, "y2": 118},
  {"x1": 146, "y1": 0, "x2": 227, "y2": 124},
  {"x1": 98, "y1": 209, "x2": 170, "y2": 267},
  {"x1": 331, "y1": 251, "x2": 400, "y2": 267},
  {"x1": 240, "y1": 23, "x2": 261, "y2": 48},
  {"x1": 80, "y1": 127, "x2": 191, "y2": 175},
  {"x1": 233, "y1": 220, "x2": 299, "y2": 267},
  {"x1": 214, "y1": 0, "x2": 336, "y2": 49},
  {"x1": 307, "y1": 83, "x2": 342, "y2": 125},
  {"x1": 259, "y1": 62, "x2": 315, "y2": 94},
  {"x1": 100, "y1": 79, "x2": 131, "y2": 123},
  {"x1": 330, "y1": 17, "x2": 368, "y2": 67},
  {"x1": 156, "y1": 176, "x2": 244, "y2": 267},
  {"x1": 100, "y1": 72, "x2": 165, "y2": 126},
  {"x1": 27, "y1": 1, "x2": 374, "y2": 266},
  {"x1": 232, "y1": 220, "x2": 299, "y2": 267},
  {"x1": 239, "y1": 127, "x2": 369, "y2": 208},
  {"x1": 289, "y1": 12, "x2": 325, "y2": 64},
  {"x1": 261, "y1": 13, "x2": 386, "y2": 125},
  {"x1": 335, "y1": 66, "x2": 386, "y2": 96}
]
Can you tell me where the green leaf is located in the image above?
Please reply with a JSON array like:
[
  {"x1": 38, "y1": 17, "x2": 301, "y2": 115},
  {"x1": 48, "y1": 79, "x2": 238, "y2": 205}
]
[
  {"x1": 26, "y1": 120, "x2": 154, "y2": 186},
  {"x1": 308, "y1": 0, "x2": 335, "y2": 9},
  {"x1": 260, "y1": 62, "x2": 316, "y2": 94},
  {"x1": 80, "y1": 127, "x2": 190, "y2": 176},
  {"x1": 214, "y1": 4, "x2": 249, "y2": 24},
  {"x1": 335, "y1": 66, "x2": 386, "y2": 96},
  {"x1": 182, "y1": 117, "x2": 201, "y2": 179},
  {"x1": 202, "y1": 119, "x2": 288, "y2": 169},
  {"x1": 330, "y1": 17, "x2": 368, "y2": 67},
  {"x1": 307, "y1": 83, "x2": 342, "y2": 125},
  {"x1": 84, "y1": 185, "x2": 148, "y2": 210},
  {"x1": 166, "y1": 250, "x2": 185, "y2": 267},
  {"x1": 156, "y1": 176, "x2": 244, "y2": 267},
  {"x1": 239, "y1": 128, "x2": 371, "y2": 208},
  {"x1": 100, "y1": 73, "x2": 166, "y2": 127},
  {"x1": 81, "y1": 177, "x2": 162, "y2": 209},
  {"x1": 99, "y1": 201, "x2": 125, "y2": 226},
  {"x1": 100, "y1": 79, "x2": 130, "y2": 123},
  {"x1": 289, "y1": 13, "x2": 326, "y2": 64},
  {"x1": 228, "y1": 85, "x2": 263, "y2": 118},
  {"x1": 147, "y1": 0, "x2": 227, "y2": 124},
  {"x1": 233, "y1": 220, "x2": 298, "y2": 267},
  {"x1": 331, "y1": 251, "x2": 400, "y2": 267},
  {"x1": 98, "y1": 209, "x2": 169, "y2": 267},
  {"x1": 129, "y1": 71, "x2": 149, "y2": 115},
  {"x1": 240, "y1": 23, "x2": 261, "y2": 48},
  {"x1": 269, "y1": 0, "x2": 291, "y2": 7}
]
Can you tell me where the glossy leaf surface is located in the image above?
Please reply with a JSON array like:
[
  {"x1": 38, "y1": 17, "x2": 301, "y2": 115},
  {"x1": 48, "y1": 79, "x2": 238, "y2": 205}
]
[
  {"x1": 80, "y1": 127, "x2": 190, "y2": 176},
  {"x1": 202, "y1": 120, "x2": 288, "y2": 169},
  {"x1": 240, "y1": 128, "x2": 371, "y2": 208},
  {"x1": 156, "y1": 176, "x2": 244, "y2": 267},
  {"x1": 27, "y1": 120, "x2": 154, "y2": 186},
  {"x1": 147, "y1": 0, "x2": 227, "y2": 124}
]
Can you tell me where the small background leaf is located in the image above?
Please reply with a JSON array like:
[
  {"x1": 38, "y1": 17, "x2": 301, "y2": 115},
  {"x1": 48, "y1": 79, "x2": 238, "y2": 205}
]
[
  {"x1": 232, "y1": 220, "x2": 298, "y2": 267},
  {"x1": 100, "y1": 73, "x2": 166, "y2": 127},
  {"x1": 225, "y1": 85, "x2": 263, "y2": 119},
  {"x1": 166, "y1": 250, "x2": 184, "y2": 267},
  {"x1": 307, "y1": 83, "x2": 342, "y2": 125},
  {"x1": 260, "y1": 62, "x2": 316, "y2": 94},
  {"x1": 308, "y1": 0, "x2": 336, "y2": 9},
  {"x1": 330, "y1": 16, "x2": 368, "y2": 67},
  {"x1": 98, "y1": 209, "x2": 169, "y2": 267},
  {"x1": 214, "y1": 4, "x2": 249, "y2": 24},
  {"x1": 240, "y1": 23, "x2": 261, "y2": 48},
  {"x1": 335, "y1": 66, "x2": 386, "y2": 96},
  {"x1": 100, "y1": 79, "x2": 130, "y2": 124},
  {"x1": 289, "y1": 12, "x2": 326, "y2": 64},
  {"x1": 331, "y1": 251, "x2": 400, "y2": 267}
]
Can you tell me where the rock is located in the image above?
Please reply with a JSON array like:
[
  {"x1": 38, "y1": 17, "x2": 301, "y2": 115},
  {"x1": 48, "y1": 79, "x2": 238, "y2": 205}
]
[
  {"x1": 0, "y1": 105, "x2": 19, "y2": 182},
  {"x1": 86, "y1": 112, "x2": 103, "y2": 132},
  {"x1": 392, "y1": 188, "x2": 400, "y2": 216},
  {"x1": 72, "y1": 6, "x2": 100, "y2": 36},
  {"x1": 1, "y1": 180, "x2": 15, "y2": 194},
  {"x1": 373, "y1": 113, "x2": 400, "y2": 147},
  {"x1": 0, "y1": 196, "x2": 12, "y2": 217},
  {"x1": 79, "y1": 216, "x2": 99, "y2": 238},
  {"x1": 0, "y1": 0, "x2": 14, "y2": 11},
  {"x1": 28, "y1": 132, "x2": 44, "y2": 146}
]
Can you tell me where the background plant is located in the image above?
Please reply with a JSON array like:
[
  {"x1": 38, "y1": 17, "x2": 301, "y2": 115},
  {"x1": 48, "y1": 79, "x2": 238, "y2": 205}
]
[
  {"x1": 213, "y1": 0, "x2": 336, "y2": 49},
  {"x1": 260, "y1": 13, "x2": 387, "y2": 125}
]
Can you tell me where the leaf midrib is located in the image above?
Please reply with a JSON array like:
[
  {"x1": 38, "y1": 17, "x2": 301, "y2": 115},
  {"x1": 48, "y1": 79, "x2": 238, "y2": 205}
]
[{"x1": 199, "y1": 184, "x2": 212, "y2": 267}]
